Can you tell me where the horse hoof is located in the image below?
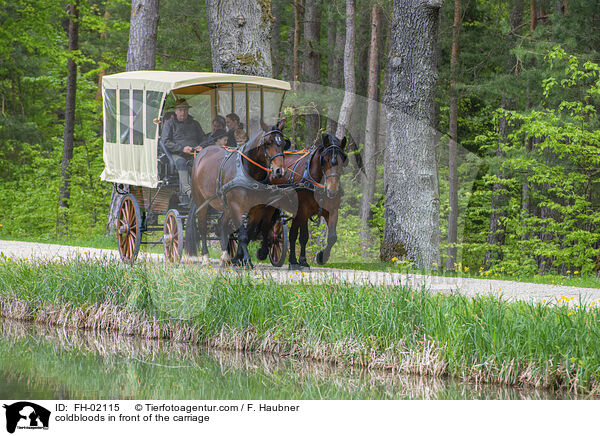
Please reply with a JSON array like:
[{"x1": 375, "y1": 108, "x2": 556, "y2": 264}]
[
  {"x1": 289, "y1": 263, "x2": 303, "y2": 271},
  {"x1": 298, "y1": 257, "x2": 310, "y2": 268},
  {"x1": 315, "y1": 251, "x2": 325, "y2": 265}
]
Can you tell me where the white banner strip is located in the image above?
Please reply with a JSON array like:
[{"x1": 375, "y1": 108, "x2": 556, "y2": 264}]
[{"x1": 0, "y1": 400, "x2": 592, "y2": 435}]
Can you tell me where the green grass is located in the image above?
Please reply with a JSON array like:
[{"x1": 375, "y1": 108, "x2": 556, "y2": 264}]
[{"x1": 1, "y1": 258, "x2": 600, "y2": 395}]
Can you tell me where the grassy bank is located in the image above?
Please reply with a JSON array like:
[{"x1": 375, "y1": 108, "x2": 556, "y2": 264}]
[{"x1": 1, "y1": 258, "x2": 600, "y2": 395}]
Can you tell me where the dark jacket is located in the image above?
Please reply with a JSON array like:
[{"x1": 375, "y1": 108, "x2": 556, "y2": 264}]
[
  {"x1": 226, "y1": 129, "x2": 237, "y2": 147},
  {"x1": 162, "y1": 115, "x2": 206, "y2": 155}
]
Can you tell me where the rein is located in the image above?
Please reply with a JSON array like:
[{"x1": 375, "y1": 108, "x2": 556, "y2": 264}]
[{"x1": 221, "y1": 146, "x2": 272, "y2": 173}]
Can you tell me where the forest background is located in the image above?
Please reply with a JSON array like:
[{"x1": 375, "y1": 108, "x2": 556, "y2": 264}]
[{"x1": 1, "y1": 0, "x2": 599, "y2": 278}]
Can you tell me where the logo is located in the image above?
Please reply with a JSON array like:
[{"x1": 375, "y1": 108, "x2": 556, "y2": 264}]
[{"x1": 3, "y1": 402, "x2": 50, "y2": 434}]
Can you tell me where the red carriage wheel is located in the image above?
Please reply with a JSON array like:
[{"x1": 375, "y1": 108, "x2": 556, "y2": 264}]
[
  {"x1": 269, "y1": 220, "x2": 288, "y2": 267},
  {"x1": 117, "y1": 193, "x2": 142, "y2": 264},
  {"x1": 163, "y1": 209, "x2": 184, "y2": 263}
]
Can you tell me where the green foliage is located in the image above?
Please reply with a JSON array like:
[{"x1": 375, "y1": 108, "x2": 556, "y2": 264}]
[{"x1": 459, "y1": 47, "x2": 600, "y2": 276}]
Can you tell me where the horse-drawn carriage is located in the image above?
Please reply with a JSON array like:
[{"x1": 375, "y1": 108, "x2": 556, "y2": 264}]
[
  {"x1": 101, "y1": 71, "x2": 291, "y2": 264},
  {"x1": 101, "y1": 71, "x2": 347, "y2": 268}
]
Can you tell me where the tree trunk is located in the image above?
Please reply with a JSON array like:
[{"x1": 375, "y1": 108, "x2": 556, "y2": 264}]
[
  {"x1": 303, "y1": 0, "x2": 321, "y2": 146},
  {"x1": 327, "y1": 12, "x2": 336, "y2": 84},
  {"x1": 381, "y1": 0, "x2": 442, "y2": 269},
  {"x1": 446, "y1": 0, "x2": 462, "y2": 271},
  {"x1": 127, "y1": 0, "x2": 160, "y2": 70},
  {"x1": 271, "y1": 0, "x2": 281, "y2": 78},
  {"x1": 483, "y1": 114, "x2": 508, "y2": 267},
  {"x1": 326, "y1": 16, "x2": 345, "y2": 134},
  {"x1": 530, "y1": 0, "x2": 537, "y2": 31},
  {"x1": 58, "y1": 1, "x2": 80, "y2": 237},
  {"x1": 107, "y1": 0, "x2": 160, "y2": 235},
  {"x1": 292, "y1": 0, "x2": 303, "y2": 145},
  {"x1": 283, "y1": 17, "x2": 294, "y2": 81},
  {"x1": 96, "y1": 5, "x2": 111, "y2": 101},
  {"x1": 206, "y1": 0, "x2": 273, "y2": 76},
  {"x1": 482, "y1": 0, "x2": 522, "y2": 261},
  {"x1": 359, "y1": 4, "x2": 381, "y2": 256},
  {"x1": 335, "y1": 0, "x2": 356, "y2": 140}
]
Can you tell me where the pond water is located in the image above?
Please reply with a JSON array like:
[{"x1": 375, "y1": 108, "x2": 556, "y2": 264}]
[{"x1": 0, "y1": 321, "x2": 576, "y2": 400}]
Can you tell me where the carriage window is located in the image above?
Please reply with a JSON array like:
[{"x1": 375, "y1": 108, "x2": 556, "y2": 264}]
[
  {"x1": 234, "y1": 87, "x2": 247, "y2": 129},
  {"x1": 146, "y1": 91, "x2": 162, "y2": 139},
  {"x1": 132, "y1": 89, "x2": 143, "y2": 145},
  {"x1": 119, "y1": 89, "x2": 130, "y2": 144},
  {"x1": 103, "y1": 89, "x2": 117, "y2": 143},
  {"x1": 263, "y1": 90, "x2": 284, "y2": 127},
  {"x1": 186, "y1": 94, "x2": 212, "y2": 132},
  {"x1": 247, "y1": 88, "x2": 261, "y2": 137},
  {"x1": 217, "y1": 88, "x2": 232, "y2": 118}
]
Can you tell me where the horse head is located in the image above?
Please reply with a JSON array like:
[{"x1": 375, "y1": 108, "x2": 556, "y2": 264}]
[
  {"x1": 258, "y1": 119, "x2": 289, "y2": 180},
  {"x1": 317, "y1": 133, "x2": 347, "y2": 198}
]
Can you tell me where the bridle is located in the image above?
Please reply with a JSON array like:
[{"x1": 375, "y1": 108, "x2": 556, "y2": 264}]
[
  {"x1": 259, "y1": 128, "x2": 290, "y2": 170},
  {"x1": 319, "y1": 142, "x2": 347, "y2": 197}
]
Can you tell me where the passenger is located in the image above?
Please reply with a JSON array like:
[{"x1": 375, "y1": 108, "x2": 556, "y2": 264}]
[
  {"x1": 234, "y1": 128, "x2": 248, "y2": 146},
  {"x1": 161, "y1": 98, "x2": 206, "y2": 206},
  {"x1": 212, "y1": 115, "x2": 226, "y2": 133},
  {"x1": 225, "y1": 113, "x2": 243, "y2": 147}
]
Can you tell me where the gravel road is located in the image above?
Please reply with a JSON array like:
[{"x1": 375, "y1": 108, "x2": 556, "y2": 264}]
[{"x1": 1, "y1": 239, "x2": 599, "y2": 307}]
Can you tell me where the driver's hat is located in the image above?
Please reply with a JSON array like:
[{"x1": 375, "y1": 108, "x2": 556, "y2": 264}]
[{"x1": 174, "y1": 98, "x2": 191, "y2": 109}]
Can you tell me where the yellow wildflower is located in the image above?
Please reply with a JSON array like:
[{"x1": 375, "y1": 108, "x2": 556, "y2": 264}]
[
  {"x1": 391, "y1": 257, "x2": 398, "y2": 263},
  {"x1": 574, "y1": 270, "x2": 579, "y2": 274}
]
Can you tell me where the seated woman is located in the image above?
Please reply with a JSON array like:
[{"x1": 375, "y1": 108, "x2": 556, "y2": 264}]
[
  {"x1": 212, "y1": 115, "x2": 226, "y2": 133},
  {"x1": 225, "y1": 113, "x2": 244, "y2": 146}
]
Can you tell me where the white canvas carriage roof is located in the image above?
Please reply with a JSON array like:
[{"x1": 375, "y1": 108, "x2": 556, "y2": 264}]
[{"x1": 102, "y1": 70, "x2": 291, "y2": 93}]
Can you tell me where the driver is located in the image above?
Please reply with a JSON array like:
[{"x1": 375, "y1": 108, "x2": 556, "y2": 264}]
[{"x1": 161, "y1": 98, "x2": 206, "y2": 205}]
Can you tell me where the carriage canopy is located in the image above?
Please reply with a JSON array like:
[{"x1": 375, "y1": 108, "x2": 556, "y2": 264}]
[{"x1": 100, "y1": 71, "x2": 291, "y2": 188}]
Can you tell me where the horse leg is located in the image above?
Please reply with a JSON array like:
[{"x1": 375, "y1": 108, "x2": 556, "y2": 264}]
[
  {"x1": 316, "y1": 210, "x2": 337, "y2": 265},
  {"x1": 219, "y1": 216, "x2": 233, "y2": 267},
  {"x1": 257, "y1": 207, "x2": 275, "y2": 261},
  {"x1": 298, "y1": 220, "x2": 310, "y2": 269},
  {"x1": 197, "y1": 203, "x2": 210, "y2": 265},
  {"x1": 288, "y1": 217, "x2": 300, "y2": 270}
]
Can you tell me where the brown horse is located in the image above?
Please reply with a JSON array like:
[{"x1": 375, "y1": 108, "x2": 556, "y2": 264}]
[
  {"x1": 187, "y1": 120, "x2": 289, "y2": 267},
  {"x1": 253, "y1": 133, "x2": 347, "y2": 269}
]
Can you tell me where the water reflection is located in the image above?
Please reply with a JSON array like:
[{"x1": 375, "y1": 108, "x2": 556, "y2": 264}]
[{"x1": 0, "y1": 321, "x2": 577, "y2": 400}]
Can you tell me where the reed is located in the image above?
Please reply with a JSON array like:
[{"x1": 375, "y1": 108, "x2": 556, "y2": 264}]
[{"x1": 1, "y1": 258, "x2": 600, "y2": 395}]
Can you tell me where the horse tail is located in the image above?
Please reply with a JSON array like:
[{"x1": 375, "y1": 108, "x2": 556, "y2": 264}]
[{"x1": 185, "y1": 200, "x2": 199, "y2": 256}]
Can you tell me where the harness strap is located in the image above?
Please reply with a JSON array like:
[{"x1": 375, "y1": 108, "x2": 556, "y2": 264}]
[
  {"x1": 284, "y1": 151, "x2": 326, "y2": 190},
  {"x1": 221, "y1": 146, "x2": 272, "y2": 173}
]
